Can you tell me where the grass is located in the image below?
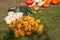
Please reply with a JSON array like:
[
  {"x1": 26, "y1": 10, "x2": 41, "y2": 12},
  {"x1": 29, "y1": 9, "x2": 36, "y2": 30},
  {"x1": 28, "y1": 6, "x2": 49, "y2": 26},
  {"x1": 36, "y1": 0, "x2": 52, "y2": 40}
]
[{"x1": 0, "y1": 0, "x2": 60, "y2": 40}]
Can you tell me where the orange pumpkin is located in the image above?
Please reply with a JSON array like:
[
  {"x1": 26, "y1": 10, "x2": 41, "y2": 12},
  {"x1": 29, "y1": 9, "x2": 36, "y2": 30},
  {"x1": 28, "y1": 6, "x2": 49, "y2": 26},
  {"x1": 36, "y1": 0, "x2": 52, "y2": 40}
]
[
  {"x1": 17, "y1": 24, "x2": 22, "y2": 29},
  {"x1": 43, "y1": 0, "x2": 51, "y2": 3},
  {"x1": 36, "y1": 19, "x2": 40, "y2": 23},
  {"x1": 43, "y1": 0, "x2": 47, "y2": 2},
  {"x1": 24, "y1": 26, "x2": 29, "y2": 31},
  {"x1": 51, "y1": 0, "x2": 59, "y2": 5},
  {"x1": 43, "y1": 3, "x2": 50, "y2": 8},
  {"x1": 58, "y1": 0, "x2": 60, "y2": 3},
  {"x1": 14, "y1": 31, "x2": 19, "y2": 38},
  {"x1": 47, "y1": 0, "x2": 51, "y2": 3},
  {"x1": 19, "y1": 30, "x2": 25, "y2": 37},
  {"x1": 37, "y1": 30, "x2": 42, "y2": 35},
  {"x1": 31, "y1": 27, "x2": 35, "y2": 30},
  {"x1": 12, "y1": 20, "x2": 18, "y2": 25},
  {"x1": 25, "y1": 31, "x2": 32, "y2": 35},
  {"x1": 32, "y1": 5, "x2": 40, "y2": 11}
]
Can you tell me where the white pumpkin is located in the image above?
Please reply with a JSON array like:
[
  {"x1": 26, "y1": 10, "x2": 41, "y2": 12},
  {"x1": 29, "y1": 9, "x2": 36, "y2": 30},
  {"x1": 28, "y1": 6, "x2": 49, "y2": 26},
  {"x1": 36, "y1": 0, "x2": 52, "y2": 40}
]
[
  {"x1": 8, "y1": 11, "x2": 14, "y2": 16},
  {"x1": 38, "y1": 1, "x2": 45, "y2": 6},
  {"x1": 4, "y1": 12, "x2": 23, "y2": 24},
  {"x1": 14, "y1": 12, "x2": 23, "y2": 20},
  {"x1": 34, "y1": 0, "x2": 42, "y2": 3},
  {"x1": 4, "y1": 16, "x2": 16, "y2": 24},
  {"x1": 32, "y1": 2, "x2": 36, "y2": 6}
]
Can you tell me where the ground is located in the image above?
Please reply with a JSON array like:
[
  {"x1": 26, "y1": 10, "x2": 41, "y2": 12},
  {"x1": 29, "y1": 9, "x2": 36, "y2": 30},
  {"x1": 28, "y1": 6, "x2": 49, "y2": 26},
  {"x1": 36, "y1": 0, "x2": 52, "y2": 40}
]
[{"x1": 0, "y1": 0, "x2": 60, "y2": 40}]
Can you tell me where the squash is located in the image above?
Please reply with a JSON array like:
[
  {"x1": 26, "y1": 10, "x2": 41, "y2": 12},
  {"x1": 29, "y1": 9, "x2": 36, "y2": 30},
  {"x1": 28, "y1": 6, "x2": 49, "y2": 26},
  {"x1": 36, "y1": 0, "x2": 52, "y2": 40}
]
[
  {"x1": 43, "y1": 0, "x2": 47, "y2": 2},
  {"x1": 25, "y1": 0, "x2": 33, "y2": 5},
  {"x1": 58, "y1": 0, "x2": 60, "y2": 3},
  {"x1": 51, "y1": 0, "x2": 59, "y2": 5},
  {"x1": 32, "y1": 5, "x2": 40, "y2": 11},
  {"x1": 25, "y1": 31, "x2": 32, "y2": 35},
  {"x1": 14, "y1": 6, "x2": 20, "y2": 12},
  {"x1": 47, "y1": 0, "x2": 51, "y2": 3},
  {"x1": 14, "y1": 31, "x2": 19, "y2": 38},
  {"x1": 19, "y1": 30, "x2": 25, "y2": 36},
  {"x1": 43, "y1": 0, "x2": 51, "y2": 3},
  {"x1": 43, "y1": 3, "x2": 50, "y2": 8},
  {"x1": 36, "y1": 19, "x2": 40, "y2": 23}
]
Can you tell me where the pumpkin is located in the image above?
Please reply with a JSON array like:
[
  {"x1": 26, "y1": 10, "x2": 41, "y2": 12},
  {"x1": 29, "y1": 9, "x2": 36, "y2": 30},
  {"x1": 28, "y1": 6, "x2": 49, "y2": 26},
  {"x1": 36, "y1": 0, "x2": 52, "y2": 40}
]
[
  {"x1": 43, "y1": 3, "x2": 50, "y2": 8},
  {"x1": 19, "y1": 30, "x2": 25, "y2": 36},
  {"x1": 37, "y1": 30, "x2": 42, "y2": 35},
  {"x1": 32, "y1": 5, "x2": 40, "y2": 11},
  {"x1": 43, "y1": 0, "x2": 51, "y2": 3},
  {"x1": 43, "y1": 0, "x2": 47, "y2": 2},
  {"x1": 47, "y1": 0, "x2": 51, "y2": 3},
  {"x1": 36, "y1": 19, "x2": 40, "y2": 23},
  {"x1": 51, "y1": 0, "x2": 59, "y2": 5},
  {"x1": 25, "y1": 31, "x2": 32, "y2": 35},
  {"x1": 25, "y1": 0, "x2": 33, "y2": 5},
  {"x1": 39, "y1": 24, "x2": 44, "y2": 30},
  {"x1": 17, "y1": 24, "x2": 22, "y2": 29},
  {"x1": 14, "y1": 31, "x2": 19, "y2": 38},
  {"x1": 12, "y1": 20, "x2": 17, "y2": 25},
  {"x1": 58, "y1": 0, "x2": 60, "y2": 3}
]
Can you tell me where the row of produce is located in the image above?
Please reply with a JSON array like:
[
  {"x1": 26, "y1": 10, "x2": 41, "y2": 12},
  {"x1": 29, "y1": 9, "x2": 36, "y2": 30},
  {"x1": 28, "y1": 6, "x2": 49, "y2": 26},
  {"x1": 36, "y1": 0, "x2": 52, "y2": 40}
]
[
  {"x1": 4, "y1": 0, "x2": 60, "y2": 38},
  {"x1": 19, "y1": 0, "x2": 60, "y2": 11}
]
